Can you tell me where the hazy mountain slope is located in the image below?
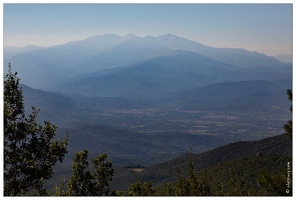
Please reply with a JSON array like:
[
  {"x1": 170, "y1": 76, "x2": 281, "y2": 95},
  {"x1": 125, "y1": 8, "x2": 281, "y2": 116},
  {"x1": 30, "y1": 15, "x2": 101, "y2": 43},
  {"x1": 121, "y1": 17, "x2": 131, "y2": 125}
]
[
  {"x1": 20, "y1": 83, "x2": 155, "y2": 127},
  {"x1": 65, "y1": 93, "x2": 154, "y2": 112},
  {"x1": 53, "y1": 49, "x2": 291, "y2": 100},
  {"x1": 28, "y1": 34, "x2": 169, "y2": 73},
  {"x1": 53, "y1": 50, "x2": 246, "y2": 99},
  {"x1": 21, "y1": 84, "x2": 77, "y2": 127},
  {"x1": 163, "y1": 79, "x2": 292, "y2": 113},
  {"x1": 211, "y1": 51, "x2": 286, "y2": 68},
  {"x1": 5, "y1": 34, "x2": 289, "y2": 91},
  {"x1": 4, "y1": 45, "x2": 45, "y2": 59},
  {"x1": 274, "y1": 54, "x2": 292, "y2": 63},
  {"x1": 4, "y1": 54, "x2": 73, "y2": 89},
  {"x1": 4, "y1": 45, "x2": 44, "y2": 53},
  {"x1": 77, "y1": 35, "x2": 172, "y2": 73},
  {"x1": 5, "y1": 34, "x2": 125, "y2": 82},
  {"x1": 146, "y1": 34, "x2": 287, "y2": 68},
  {"x1": 30, "y1": 34, "x2": 123, "y2": 70}
]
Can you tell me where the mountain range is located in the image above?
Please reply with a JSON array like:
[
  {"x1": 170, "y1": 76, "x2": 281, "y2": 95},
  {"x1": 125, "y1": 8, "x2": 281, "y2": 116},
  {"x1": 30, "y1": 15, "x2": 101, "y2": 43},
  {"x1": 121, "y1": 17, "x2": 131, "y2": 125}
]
[
  {"x1": 4, "y1": 34, "x2": 291, "y2": 95},
  {"x1": 4, "y1": 33, "x2": 293, "y2": 196},
  {"x1": 8, "y1": 32, "x2": 290, "y2": 144},
  {"x1": 4, "y1": 34, "x2": 292, "y2": 192}
]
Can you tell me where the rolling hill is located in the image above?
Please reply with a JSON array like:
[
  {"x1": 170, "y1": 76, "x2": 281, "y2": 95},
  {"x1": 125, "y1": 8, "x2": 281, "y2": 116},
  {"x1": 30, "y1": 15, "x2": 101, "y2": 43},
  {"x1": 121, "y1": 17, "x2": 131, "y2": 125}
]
[{"x1": 109, "y1": 133, "x2": 292, "y2": 191}]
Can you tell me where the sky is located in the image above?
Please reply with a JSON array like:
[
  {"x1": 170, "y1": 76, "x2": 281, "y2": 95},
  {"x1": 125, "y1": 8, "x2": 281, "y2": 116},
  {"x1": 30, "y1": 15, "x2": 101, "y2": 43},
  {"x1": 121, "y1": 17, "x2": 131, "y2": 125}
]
[{"x1": 3, "y1": 3, "x2": 293, "y2": 56}]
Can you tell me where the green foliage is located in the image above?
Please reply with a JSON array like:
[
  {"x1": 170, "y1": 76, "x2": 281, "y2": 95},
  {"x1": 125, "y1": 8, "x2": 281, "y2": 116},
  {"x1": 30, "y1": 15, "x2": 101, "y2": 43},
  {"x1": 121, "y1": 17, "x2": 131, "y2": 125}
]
[
  {"x1": 198, "y1": 169, "x2": 213, "y2": 195},
  {"x1": 67, "y1": 150, "x2": 91, "y2": 196},
  {"x1": 174, "y1": 168, "x2": 190, "y2": 196},
  {"x1": 257, "y1": 169, "x2": 292, "y2": 196},
  {"x1": 110, "y1": 133, "x2": 291, "y2": 192},
  {"x1": 51, "y1": 175, "x2": 68, "y2": 196},
  {"x1": 287, "y1": 89, "x2": 292, "y2": 106},
  {"x1": 127, "y1": 180, "x2": 156, "y2": 196},
  {"x1": 258, "y1": 89, "x2": 292, "y2": 196},
  {"x1": 67, "y1": 150, "x2": 114, "y2": 196},
  {"x1": 202, "y1": 155, "x2": 290, "y2": 195},
  {"x1": 284, "y1": 89, "x2": 292, "y2": 138},
  {"x1": 226, "y1": 177, "x2": 246, "y2": 196},
  {"x1": 160, "y1": 183, "x2": 175, "y2": 196},
  {"x1": 178, "y1": 151, "x2": 214, "y2": 196},
  {"x1": 173, "y1": 153, "x2": 218, "y2": 196},
  {"x1": 154, "y1": 152, "x2": 249, "y2": 196},
  {"x1": 140, "y1": 154, "x2": 290, "y2": 196},
  {"x1": 283, "y1": 119, "x2": 292, "y2": 138},
  {"x1": 92, "y1": 152, "x2": 114, "y2": 195},
  {"x1": 4, "y1": 64, "x2": 68, "y2": 196}
]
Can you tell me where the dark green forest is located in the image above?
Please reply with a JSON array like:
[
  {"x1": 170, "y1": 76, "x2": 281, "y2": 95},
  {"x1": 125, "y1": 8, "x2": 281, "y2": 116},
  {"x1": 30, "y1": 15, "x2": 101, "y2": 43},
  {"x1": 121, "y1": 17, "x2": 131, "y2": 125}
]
[{"x1": 4, "y1": 65, "x2": 292, "y2": 196}]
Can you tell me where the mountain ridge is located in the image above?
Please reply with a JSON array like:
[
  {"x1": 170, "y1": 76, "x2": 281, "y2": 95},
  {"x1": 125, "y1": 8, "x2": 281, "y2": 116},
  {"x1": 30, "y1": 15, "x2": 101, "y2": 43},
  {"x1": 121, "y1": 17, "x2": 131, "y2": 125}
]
[
  {"x1": 4, "y1": 33, "x2": 289, "y2": 91},
  {"x1": 53, "y1": 49, "x2": 291, "y2": 100}
]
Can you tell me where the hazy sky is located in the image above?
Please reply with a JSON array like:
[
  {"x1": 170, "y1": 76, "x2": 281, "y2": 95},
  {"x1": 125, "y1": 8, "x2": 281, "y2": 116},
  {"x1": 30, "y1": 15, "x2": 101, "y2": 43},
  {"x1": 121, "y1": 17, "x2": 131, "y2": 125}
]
[{"x1": 3, "y1": 3, "x2": 292, "y2": 56}]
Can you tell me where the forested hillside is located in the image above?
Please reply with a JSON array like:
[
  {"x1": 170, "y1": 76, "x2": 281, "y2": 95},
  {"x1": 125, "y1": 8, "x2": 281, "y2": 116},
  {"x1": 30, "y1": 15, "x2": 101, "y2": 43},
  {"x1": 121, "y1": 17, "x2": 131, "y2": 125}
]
[{"x1": 109, "y1": 133, "x2": 291, "y2": 192}]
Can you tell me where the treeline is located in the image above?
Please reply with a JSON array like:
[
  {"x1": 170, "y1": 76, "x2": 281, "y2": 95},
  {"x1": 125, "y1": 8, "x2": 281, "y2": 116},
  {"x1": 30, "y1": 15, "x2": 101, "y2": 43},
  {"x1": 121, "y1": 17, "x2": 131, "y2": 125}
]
[{"x1": 4, "y1": 65, "x2": 292, "y2": 196}]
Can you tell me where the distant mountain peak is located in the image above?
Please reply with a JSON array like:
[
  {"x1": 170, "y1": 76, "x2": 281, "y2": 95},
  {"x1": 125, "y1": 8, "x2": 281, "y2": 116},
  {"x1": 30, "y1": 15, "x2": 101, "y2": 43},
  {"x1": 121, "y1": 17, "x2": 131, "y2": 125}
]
[
  {"x1": 123, "y1": 33, "x2": 138, "y2": 38},
  {"x1": 84, "y1": 34, "x2": 121, "y2": 41},
  {"x1": 160, "y1": 33, "x2": 176, "y2": 37},
  {"x1": 157, "y1": 34, "x2": 192, "y2": 40}
]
